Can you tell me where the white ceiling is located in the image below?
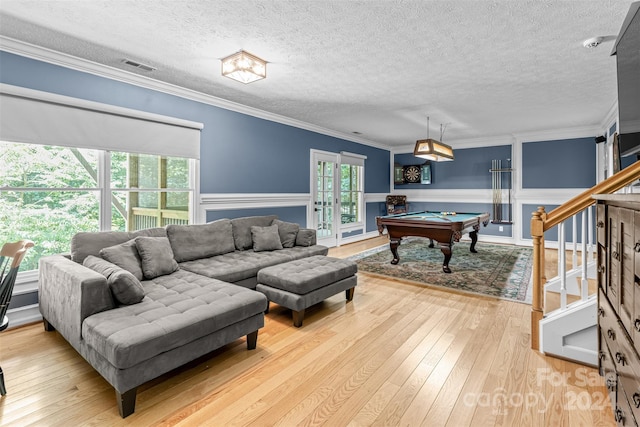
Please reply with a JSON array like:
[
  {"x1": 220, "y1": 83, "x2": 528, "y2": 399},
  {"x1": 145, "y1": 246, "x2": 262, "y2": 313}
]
[{"x1": 0, "y1": 1, "x2": 633, "y2": 150}]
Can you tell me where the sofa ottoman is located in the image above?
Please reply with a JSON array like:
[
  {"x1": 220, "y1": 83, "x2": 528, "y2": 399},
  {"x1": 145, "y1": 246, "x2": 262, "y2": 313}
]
[{"x1": 256, "y1": 255, "x2": 357, "y2": 327}]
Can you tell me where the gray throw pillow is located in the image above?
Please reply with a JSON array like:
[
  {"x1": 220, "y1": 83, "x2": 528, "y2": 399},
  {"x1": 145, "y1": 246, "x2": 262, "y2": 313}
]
[
  {"x1": 83, "y1": 255, "x2": 144, "y2": 305},
  {"x1": 273, "y1": 219, "x2": 300, "y2": 248},
  {"x1": 99, "y1": 239, "x2": 144, "y2": 280},
  {"x1": 166, "y1": 219, "x2": 235, "y2": 262},
  {"x1": 295, "y1": 229, "x2": 316, "y2": 247},
  {"x1": 251, "y1": 224, "x2": 283, "y2": 252},
  {"x1": 135, "y1": 236, "x2": 179, "y2": 279},
  {"x1": 108, "y1": 270, "x2": 146, "y2": 305},
  {"x1": 231, "y1": 215, "x2": 278, "y2": 250}
]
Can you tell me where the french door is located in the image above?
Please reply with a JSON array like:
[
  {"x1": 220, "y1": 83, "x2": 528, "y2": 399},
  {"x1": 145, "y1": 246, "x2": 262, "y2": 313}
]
[{"x1": 312, "y1": 151, "x2": 339, "y2": 247}]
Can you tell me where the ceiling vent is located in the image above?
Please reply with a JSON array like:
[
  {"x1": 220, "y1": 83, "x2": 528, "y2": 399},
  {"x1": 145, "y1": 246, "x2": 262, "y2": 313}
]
[{"x1": 121, "y1": 59, "x2": 156, "y2": 72}]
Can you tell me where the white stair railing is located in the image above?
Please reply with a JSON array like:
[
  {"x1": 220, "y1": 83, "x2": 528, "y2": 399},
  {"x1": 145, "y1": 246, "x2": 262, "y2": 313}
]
[
  {"x1": 530, "y1": 160, "x2": 640, "y2": 352},
  {"x1": 544, "y1": 205, "x2": 596, "y2": 315}
]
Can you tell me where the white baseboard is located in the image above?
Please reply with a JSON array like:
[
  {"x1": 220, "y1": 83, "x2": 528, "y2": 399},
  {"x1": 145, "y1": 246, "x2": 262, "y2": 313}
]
[{"x1": 6, "y1": 303, "x2": 42, "y2": 329}]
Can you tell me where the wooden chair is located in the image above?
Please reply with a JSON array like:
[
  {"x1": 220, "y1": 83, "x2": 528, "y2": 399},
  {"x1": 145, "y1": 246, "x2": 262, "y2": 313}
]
[{"x1": 0, "y1": 239, "x2": 34, "y2": 396}]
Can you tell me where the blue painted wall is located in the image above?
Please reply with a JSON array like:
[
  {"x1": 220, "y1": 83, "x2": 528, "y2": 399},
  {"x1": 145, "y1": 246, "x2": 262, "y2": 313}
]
[
  {"x1": 396, "y1": 201, "x2": 510, "y2": 237},
  {"x1": 0, "y1": 51, "x2": 390, "y2": 196},
  {"x1": 522, "y1": 137, "x2": 596, "y2": 188},
  {"x1": 394, "y1": 145, "x2": 511, "y2": 190},
  {"x1": 366, "y1": 201, "x2": 387, "y2": 233},
  {"x1": 522, "y1": 203, "x2": 596, "y2": 243},
  {"x1": 342, "y1": 229, "x2": 364, "y2": 239},
  {"x1": 206, "y1": 206, "x2": 307, "y2": 225}
]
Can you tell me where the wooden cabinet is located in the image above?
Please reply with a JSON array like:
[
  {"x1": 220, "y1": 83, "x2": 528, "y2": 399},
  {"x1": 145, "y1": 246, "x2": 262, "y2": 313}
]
[{"x1": 597, "y1": 195, "x2": 640, "y2": 426}]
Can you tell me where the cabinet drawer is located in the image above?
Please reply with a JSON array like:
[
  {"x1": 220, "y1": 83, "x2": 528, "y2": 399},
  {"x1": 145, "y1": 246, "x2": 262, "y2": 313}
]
[
  {"x1": 619, "y1": 372, "x2": 640, "y2": 425},
  {"x1": 601, "y1": 288, "x2": 624, "y2": 356},
  {"x1": 635, "y1": 211, "x2": 640, "y2": 274},
  {"x1": 601, "y1": 330, "x2": 619, "y2": 407},
  {"x1": 598, "y1": 203, "x2": 606, "y2": 247},
  {"x1": 616, "y1": 385, "x2": 638, "y2": 427},
  {"x1": 633, "y1": 279, "x2": 640, "y2": 354}
]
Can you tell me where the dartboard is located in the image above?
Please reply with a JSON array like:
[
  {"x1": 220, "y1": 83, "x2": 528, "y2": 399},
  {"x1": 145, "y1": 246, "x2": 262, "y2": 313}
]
[{"x1": 403, "y1": 165, "x2": 421, "y2": 183}]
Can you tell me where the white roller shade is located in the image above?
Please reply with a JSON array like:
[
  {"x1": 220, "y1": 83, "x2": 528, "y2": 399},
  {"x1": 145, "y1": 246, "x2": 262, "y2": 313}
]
[
  {"x1": 340, "y1": 151, "x2": 367, "y2": 167},
  {"x1": 0, "y1": 83, "x2": 203, "y2": 159}
]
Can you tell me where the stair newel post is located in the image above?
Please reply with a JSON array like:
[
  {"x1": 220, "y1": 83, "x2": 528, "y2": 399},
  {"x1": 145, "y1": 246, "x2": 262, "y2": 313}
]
[{"x1": 531, "y1": 206, "x2": 546, "y2": 350}]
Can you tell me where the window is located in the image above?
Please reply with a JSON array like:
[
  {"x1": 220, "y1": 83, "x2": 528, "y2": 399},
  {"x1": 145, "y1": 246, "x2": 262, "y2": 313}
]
[
  {"x1": 340, "y1": 163, "x2": 363, "y2": 225},
  {"x1": 110, "y1": 152, "x2": 192, "y2": 231},
  {"x1": 0, "y1": 141, "x2": 194, "y2": 271}
]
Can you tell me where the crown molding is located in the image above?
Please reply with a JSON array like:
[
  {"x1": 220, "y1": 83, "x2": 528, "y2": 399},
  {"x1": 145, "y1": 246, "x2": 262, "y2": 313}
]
[
  {"x1": 448, "y1": 134, "x2": 516, "y2": 149},
  {"x1": 513, "y1": 125, "x2": 602, "y2": 143},
  {"x1": 0, "y1": 36, "x2": 390, "y2": 151},
  {"x1": 393, "y1": 134, "x2": 518, "y2": 154},
  {"x1": 601, "y1": 101, "x2": 619, "y2": 134}
]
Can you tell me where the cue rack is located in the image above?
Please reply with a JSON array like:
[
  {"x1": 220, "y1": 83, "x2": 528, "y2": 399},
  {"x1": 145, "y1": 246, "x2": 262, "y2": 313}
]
[{"x1": 489, "y1": 159, "x2": 513, "y2": 224}]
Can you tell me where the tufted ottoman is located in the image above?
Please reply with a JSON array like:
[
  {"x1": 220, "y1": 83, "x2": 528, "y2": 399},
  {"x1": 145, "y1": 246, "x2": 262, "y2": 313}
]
[{"x1": 256, "y1": 255, "x2": 357, "y2": 327}]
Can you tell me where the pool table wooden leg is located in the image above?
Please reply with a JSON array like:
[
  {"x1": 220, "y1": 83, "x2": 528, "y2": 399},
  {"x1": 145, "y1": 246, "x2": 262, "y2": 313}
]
[
  {"x1": 469, "y1": 230, "x2": 479, "y2": 253},
  {"x1": 440, "y1": 244, "x2": 452, "y2": 273},
  {"x1": 389, "y1": 238, "x2": 401, "y2": 264}
]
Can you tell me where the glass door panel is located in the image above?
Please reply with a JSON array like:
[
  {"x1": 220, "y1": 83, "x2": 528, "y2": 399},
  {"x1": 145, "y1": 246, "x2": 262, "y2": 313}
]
[{"x1": 312, "y1": 152, "x2": 338, "y2": 247}]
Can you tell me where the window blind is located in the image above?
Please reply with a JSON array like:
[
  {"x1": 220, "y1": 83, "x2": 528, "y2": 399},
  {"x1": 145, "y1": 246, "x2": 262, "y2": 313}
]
[
  {"x1": 0, "y1": 83, "x2": 203, "y2": 159},
  {"x1": 340, "y1": 151, "x2": 367, "y2": 167}
]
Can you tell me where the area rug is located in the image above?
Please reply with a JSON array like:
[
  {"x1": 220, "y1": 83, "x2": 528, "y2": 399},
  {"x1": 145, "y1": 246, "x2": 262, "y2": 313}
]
[{"x1": 349, "y1": 239, "x2": 533, "y2": 303}]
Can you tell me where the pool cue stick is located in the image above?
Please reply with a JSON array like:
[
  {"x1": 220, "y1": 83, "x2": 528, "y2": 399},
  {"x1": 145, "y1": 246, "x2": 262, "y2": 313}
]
[
  {"x1": 497, "y1": 159, "x2": 502, "y2": 222},
  {"x1": 508, "y1": 158, "x2": 512, "y2": 223}
]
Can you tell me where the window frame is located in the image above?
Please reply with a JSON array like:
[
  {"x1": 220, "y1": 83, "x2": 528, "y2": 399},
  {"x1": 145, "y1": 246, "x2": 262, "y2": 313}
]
[
  {"x1": 339, "y1": 151, "x2": 366, "y2": 231},
  {"x1": 0, "y1": 141, "x2": 197, "y2": 273}
]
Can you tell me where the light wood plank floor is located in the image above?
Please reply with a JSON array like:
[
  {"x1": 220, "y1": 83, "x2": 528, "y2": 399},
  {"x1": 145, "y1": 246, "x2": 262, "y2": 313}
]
[{"x1": 0, "y1": 237, "x2": 614, "y2": 426}]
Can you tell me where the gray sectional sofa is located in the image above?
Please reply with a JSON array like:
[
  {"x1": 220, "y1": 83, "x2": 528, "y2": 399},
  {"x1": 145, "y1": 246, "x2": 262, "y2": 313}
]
[{"x1": 38, "y1": 215, "x2": 327, "y2": 417}]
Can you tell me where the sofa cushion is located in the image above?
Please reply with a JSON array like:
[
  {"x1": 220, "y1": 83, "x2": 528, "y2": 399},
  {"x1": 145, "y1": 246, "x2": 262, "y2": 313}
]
[
  {"x1": 179, "y1": 244, "x2": 329, "y2": 284},
  {"x1": 135, "y1": 237, "x2": 179, "y2": 279},
  {"x1": 167, "y1": 219, "x2": 235, "y2": 262},
  {"x1": 273, "y1": 219, "x2": 299, "y2": 248},
  {"x1": 71, "y1": 227, "x2": 166, "y2": 264},
  {"x1": 72, "y1": 231, "x2": 131, "y2": 264},
  {"x1": 99, "y1": 239, "x2": 144, "y2": 280},
  {"x1": 108, "y1": 271, "x2": 146, "y2": 305},
  {"x1": 81, "y1": 269, "x2": 267, "y2": 369},
  {"x1": 257, "y1": 255, "x2": 357, "y2": 294},
  {"x1": 295, "y1": 229, "x2": 317, "y2": 247},
  {"x1": 231, "y1": 215, "x2": 278, "y2": 251},
  {"x1": 251, "y1": 224, "x2": 283, "y2": 252},
  {"x1": 83, "y1": 255, "x2": 145, "y2": 305}
]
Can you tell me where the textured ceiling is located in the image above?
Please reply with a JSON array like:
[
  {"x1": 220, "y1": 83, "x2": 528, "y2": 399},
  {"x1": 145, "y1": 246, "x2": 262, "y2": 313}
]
[{"x1": 0, "y1": 0, "x2": 633, "y2": 149}]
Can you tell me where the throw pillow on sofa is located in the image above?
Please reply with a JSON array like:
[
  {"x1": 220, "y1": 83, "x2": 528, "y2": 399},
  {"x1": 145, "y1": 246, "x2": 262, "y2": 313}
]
[
  {"x1": 273, "y1": 219, "x2": 299, "y2": 248},
  {"x1": 83, "y1": 255, "x2": 145, "y2": 305},
  {"x1": 231, "y1": 215, "x2": 278, "y2": 250},
  {"x1": 295, "y1": 229, "x2": 316, "y2": 247},
  {"x1": 166, "y1": 219, "x2": 236, "y2": 262},
  {"x1": 135, "y1": 236, "x2": 180, "y2": 279},
  {"x1": 251, "y1": 224, "x2": 283, "y2": 252},
  {"x1": 70, "y1": 227, "x2": 166, "y2": 264},
  {"x1": 99, "y1": 239, "x2": 144, "y2": 280}
]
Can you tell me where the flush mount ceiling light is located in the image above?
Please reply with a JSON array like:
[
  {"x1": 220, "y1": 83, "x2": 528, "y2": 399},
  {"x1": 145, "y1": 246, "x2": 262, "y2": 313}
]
[
  {"x1": 221, "y1": 50, "x2": 267, "y2": 84},
  {"x1": 414, "y1": 117, "x2": 454, "y2": 162}
]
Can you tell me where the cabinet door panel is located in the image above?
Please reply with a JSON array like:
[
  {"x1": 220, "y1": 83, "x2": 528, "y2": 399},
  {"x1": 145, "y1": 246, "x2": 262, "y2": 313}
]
[
  {"x1": 620, "y1": 208, "x2": 635, "y2": 332},
  {"x1": 635, "y1": 211, "x2": 640, "y2": 278},
  {"x1": 610, "y1": 206, "x2": 620, "y2": 309},
  {"x1": 598, "y1": 203, "x2": 606, "y2": 246}
]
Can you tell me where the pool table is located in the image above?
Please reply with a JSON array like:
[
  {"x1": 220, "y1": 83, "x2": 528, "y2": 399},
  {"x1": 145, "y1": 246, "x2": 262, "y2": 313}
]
[{"x1": 376, "y1": 211, "x2": 490, "y2": 273}]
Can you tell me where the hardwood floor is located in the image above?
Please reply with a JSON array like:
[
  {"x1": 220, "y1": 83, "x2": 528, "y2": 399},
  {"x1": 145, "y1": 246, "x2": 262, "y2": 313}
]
[{"x1": 0, "y1": 236, "x2": 614, "y2": 426}]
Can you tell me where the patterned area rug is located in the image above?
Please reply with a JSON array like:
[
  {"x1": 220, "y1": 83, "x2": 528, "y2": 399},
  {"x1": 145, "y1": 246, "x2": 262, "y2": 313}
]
[{"x1": 349, "y1": 239, "x2": 533, "y2": 303}]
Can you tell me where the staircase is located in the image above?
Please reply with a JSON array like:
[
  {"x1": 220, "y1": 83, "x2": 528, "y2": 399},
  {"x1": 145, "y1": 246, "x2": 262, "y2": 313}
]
[{"x1": 531, "y1": 161, "x2": 640, "y2": 365}]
